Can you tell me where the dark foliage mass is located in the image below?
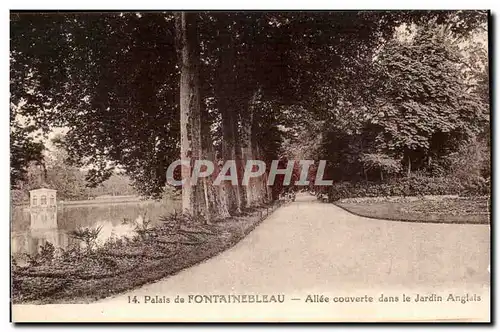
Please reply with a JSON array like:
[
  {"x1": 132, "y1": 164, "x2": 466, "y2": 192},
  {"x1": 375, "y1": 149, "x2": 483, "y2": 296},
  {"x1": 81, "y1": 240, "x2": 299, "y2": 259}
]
[{"x1": 10, "y1": 11, "x2": 489, "y2": 201}]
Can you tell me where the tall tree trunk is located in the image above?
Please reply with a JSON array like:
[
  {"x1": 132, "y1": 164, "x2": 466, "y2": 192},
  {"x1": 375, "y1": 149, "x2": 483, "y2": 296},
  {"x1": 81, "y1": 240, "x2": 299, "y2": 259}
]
[
  {"x1": 200, "y1": 99, "x2": 230, "y2": 221},
  {"x1": 240, "y1": 94, "x2": 256, "y2": 206},
  {"x1": 254, "y1": 145, "x2": 271, "y2": 204},
  {"x1": 216, "y1": 20, "x2": 244, "y2": 215},
  {"x1": 232, "y1": 110, "x2": 247, "y2": 212},
  {"x1": 176, "y1": 12, "x2": 230, "y2": 222},
  {"x1": 407, "y1": 155, "x2": 412, "y2": 177},
  {"x1": 242, "y1": 90, "x2": 267, "y2": 206},
  {"x1": 218, "y1": 83, "x2": 239, "y2": 213},
  {"x1": 175, "y1": 12, "x2": 203, "y2": 217}
]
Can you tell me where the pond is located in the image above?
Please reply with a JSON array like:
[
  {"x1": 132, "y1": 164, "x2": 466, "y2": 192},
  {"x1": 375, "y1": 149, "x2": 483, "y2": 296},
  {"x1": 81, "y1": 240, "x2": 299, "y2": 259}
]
[{"x1": 11, "y1": 199, "x2": 182, "y2": 262}]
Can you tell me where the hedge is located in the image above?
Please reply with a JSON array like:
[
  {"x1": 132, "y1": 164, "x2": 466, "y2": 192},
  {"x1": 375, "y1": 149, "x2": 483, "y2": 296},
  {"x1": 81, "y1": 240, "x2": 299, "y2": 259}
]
[{"x1": 327, "y1": 175, "x2": 490, "y2": 202}]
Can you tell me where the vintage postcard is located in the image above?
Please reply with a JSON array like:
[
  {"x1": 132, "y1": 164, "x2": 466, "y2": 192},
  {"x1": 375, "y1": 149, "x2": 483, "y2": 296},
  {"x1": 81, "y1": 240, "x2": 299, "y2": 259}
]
[{"x1": 10, "y1": 10, "x2": 491, "y2": 322}]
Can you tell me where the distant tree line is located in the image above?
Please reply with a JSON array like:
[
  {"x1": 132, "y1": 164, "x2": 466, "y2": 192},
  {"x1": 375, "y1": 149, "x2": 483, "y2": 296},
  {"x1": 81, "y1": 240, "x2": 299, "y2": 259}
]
[{"x1": 11, "y1": 141, "x2": 138, "y2": 205}]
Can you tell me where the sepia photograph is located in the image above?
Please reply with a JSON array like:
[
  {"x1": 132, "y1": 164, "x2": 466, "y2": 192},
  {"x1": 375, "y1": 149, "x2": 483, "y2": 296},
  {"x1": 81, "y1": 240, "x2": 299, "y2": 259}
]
[{"x1": 9, "y1": 9, "x2": 491, "y2": 322}]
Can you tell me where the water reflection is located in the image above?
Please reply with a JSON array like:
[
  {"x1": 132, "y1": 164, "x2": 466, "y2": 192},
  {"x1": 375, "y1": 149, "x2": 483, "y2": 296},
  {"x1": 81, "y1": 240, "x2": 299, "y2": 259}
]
[{"x1": 11, "y1": 200, "x2": 181, "y2": 259}]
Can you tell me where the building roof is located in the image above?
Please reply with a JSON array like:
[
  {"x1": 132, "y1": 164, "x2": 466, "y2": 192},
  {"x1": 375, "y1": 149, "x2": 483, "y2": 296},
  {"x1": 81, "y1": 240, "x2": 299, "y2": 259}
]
[{"x1": 29, "y1": 188, "x2": 57, "y2": 193}]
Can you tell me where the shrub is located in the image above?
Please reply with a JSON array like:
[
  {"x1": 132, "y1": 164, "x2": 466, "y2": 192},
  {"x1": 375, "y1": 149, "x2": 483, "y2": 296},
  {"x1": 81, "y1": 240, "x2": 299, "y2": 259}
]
[
  {"x1": 68, "y1": 226, "x2": 103, "y2": 253},
  {"x1": 327, "y1": 174, "x2": 489, "y2": 202},
  {"x1": 132, "y1": 212, "x2": 153, "y2": 240},
  {"x1": 22, "y1": 241, "x2": 57, "y2": 267},
  {"x1": 461, "y1": 175, "x2": 490, "y2": 197},
  {"x1": 39, "y1": 241, "x2": 55, "y2": 262},
  {"x1": 359, "y1": 153, "x2": 402, "y2": 178}
]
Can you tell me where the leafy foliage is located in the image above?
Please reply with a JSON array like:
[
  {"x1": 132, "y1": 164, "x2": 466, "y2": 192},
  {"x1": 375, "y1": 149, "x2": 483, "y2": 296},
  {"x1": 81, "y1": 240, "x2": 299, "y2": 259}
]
[
  {"x1": 371, "y1": 22, "x2": 487, "y2": 153},
  {"x1": 292, "y1": 14, "x2": 489, "y2": 184},
  {"x1": 10, "y1": 111, "x2": 44, "y2": 186},
  {"x1": 360, "y1": 153, "x2": 402, "y2": 177},
  {"x1": 10, "y1": 11, "x2": 489, "y2": 203},
  {"x1": 11, "y1": 139, "x2": 139, "y2": 204},
  {"x1": 11, "y1": 13, "x2": 180, "y2": 198},
  {"x1": 68, "y1": 226, "x2": 103, "y2": 253},
  {"x1": 327, "y1": 173, "x2": 489, "y2": 202}
]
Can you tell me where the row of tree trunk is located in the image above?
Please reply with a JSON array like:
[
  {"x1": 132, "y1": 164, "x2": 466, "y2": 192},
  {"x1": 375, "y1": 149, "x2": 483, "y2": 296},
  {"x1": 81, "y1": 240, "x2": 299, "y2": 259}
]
[{"x1": 175, "y1": 12, "x2": 271, "y2": 222}]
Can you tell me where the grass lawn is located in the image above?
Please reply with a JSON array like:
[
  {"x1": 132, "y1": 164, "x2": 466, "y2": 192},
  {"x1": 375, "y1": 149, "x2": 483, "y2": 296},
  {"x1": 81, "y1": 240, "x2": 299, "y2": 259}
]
[
  {"x1": 12, "y1": 202, "x2": 281, "y2": 304},
  {"x1": 335, "y1": 196, "x2": 490, "y2": 224}
]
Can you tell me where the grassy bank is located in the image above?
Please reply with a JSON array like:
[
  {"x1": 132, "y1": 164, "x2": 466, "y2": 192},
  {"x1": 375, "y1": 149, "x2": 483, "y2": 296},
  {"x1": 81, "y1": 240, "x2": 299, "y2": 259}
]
[
  {"x1": 335, "y1": 196, "x2": 490, "y2": 224},
  {"x1": 12, "y1": 202, "x2": 281, "y2": 304}
]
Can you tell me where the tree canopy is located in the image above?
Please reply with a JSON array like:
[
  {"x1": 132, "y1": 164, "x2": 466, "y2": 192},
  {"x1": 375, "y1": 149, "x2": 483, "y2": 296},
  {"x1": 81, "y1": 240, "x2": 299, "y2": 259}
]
[{"x1": 10, "y1": 11, "x2": 489, "y2": 216}]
